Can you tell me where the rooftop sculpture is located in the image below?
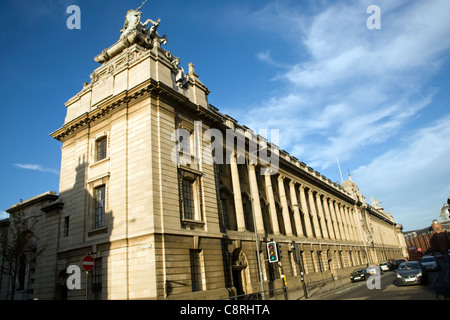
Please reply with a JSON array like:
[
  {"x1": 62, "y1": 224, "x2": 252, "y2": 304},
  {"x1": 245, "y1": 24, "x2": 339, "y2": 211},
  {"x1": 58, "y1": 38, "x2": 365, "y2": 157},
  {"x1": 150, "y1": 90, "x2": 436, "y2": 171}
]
[{"x1": 94, "y1": 1, "x2": 167, "y2": 64}]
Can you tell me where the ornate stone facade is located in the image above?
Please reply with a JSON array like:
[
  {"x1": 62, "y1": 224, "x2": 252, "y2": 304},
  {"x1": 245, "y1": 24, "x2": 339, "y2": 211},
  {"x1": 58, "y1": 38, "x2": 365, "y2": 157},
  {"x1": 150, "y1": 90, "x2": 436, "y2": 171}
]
[{"x1": 0, "y1": 8, "x2": 407, "y2": 300}]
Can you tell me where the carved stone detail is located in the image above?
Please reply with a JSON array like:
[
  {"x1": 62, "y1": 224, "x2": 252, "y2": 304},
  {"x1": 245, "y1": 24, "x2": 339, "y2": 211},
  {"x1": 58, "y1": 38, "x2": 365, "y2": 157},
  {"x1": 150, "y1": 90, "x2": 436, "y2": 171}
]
[{"x1": 94, "y1": 7, "x2": 167, "y2": 64}]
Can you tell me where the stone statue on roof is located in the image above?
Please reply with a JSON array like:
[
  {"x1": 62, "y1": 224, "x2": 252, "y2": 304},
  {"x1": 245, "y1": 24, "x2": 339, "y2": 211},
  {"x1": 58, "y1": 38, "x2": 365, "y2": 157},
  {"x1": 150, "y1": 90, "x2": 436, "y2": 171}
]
[
  {"x1": 370, "y1": 196, "x2": 383, "y2": 210},
  {"x1": 95, "y1": 1, "x2": 167, "y2": 64},
  {"x1": 120, "y1": 8, "x2": 166, "y2": 45}
]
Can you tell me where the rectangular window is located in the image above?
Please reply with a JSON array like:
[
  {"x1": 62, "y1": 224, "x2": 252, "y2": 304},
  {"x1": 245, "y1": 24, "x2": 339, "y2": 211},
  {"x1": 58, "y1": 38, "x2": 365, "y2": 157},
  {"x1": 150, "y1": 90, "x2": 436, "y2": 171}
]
[
  {"x1": 96, "y1": 137, "x2": 107, "y2": 162},
  {"x1": 183, "y1": 179, "x2": 195, "y2": 220},
  {"x1": 338, "y1": 251, "x2": 344, "y2": 268},
  {"x1": 94, "y1": 186, "x2": 106, "y2": 229},
  {"x1": 91, "y1": 258, "x2": 102, "y2": 300},
  {"x1": 300, "y1": 251, "x2": 308, "y2": 274},
  {"x1": 221, "y1": 199, "x2": 229, "y2": 230},
  {"x1": 317, "y1": 251, "x2": 324, "y2": 272},
  {"x1": 64, "y1": 216, "x2": 70, "y2": 237},
  {"x1": 179, "y1": 169, "x2": 203, "y2": 223},
  {"x1": 190, "y1": 250, "x2": 203, "y2": 292}
]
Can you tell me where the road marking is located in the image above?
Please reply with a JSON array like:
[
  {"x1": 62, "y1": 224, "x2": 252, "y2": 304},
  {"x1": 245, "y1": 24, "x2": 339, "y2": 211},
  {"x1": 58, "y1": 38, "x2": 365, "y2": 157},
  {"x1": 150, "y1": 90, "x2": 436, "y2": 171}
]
[{"x1": 383, "y1": 284, "x2": 397, "y2": 292}]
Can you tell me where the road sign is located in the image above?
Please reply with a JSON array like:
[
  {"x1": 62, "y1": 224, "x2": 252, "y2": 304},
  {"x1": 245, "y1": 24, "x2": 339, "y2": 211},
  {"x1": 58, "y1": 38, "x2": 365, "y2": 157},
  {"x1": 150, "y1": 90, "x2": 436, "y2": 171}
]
[{"x1": 81, "y1": 255, "x2": 95, "y2": 272}]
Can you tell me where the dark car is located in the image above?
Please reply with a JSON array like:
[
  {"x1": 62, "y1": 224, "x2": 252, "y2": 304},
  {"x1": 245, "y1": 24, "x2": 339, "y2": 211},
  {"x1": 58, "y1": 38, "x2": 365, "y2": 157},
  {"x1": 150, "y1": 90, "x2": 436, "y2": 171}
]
[
  {"x1": 388, "y1": 259, "x2": 399, "y2": 270},
  {"x1": 396, "y1": 259, "x2": 406, "y2": 265},
  {"x1": 350, "y1": 268, "x2": 367, "y2": 282},
  {"x1": 420, "y1": 255, "x2": 440, "y2": 271},
  {"x1": 395, "y1": 261, "x2": 428, "y2": 286}
]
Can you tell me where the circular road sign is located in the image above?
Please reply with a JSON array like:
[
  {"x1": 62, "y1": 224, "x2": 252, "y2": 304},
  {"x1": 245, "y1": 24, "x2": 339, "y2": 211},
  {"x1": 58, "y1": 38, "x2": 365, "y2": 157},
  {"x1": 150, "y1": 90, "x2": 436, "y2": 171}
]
[{"x1": 81, "y1": 255, "x2": 95, "y2": 272}]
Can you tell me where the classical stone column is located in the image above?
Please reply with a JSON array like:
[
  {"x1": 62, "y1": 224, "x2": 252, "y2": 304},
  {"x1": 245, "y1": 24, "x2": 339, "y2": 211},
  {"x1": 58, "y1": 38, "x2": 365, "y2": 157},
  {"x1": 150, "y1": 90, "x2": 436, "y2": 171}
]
[
  {"x1": 338, "y1": 203, "x2": 350, "y2": 241},
  {"x1": 315, "y1": 192, "x2": 329, "y2": 239},
  {"x1": 327, "y1": 197, "x2": 341, "y2": 240},
  {"x1": 350, "y1": 207, "x2": 360, "y2": 242},
  {"x1": 328, "y1": 198, "x2": 341, "y2": 240},
  {"x1": 352, "y1": 206, "x2": 363, "y2": 243},
  {"x1": 248, "y1": 163, "x2": 265, "y2": 234},
  {"x1": 264, "y1": 172, "x2": 280, "y2": 235},
  {"x1": 278, "y1": 175, "x2": 293, "y2": 236},
  {"x1": 322, "y1": 196, "x2": 335, "y2": 239},
  {"x1": 289, "y1": 181, "x2": 304, "y2": 238},
  {"x1": 334, "y1": 201, "x2": 348, "y2": 241},
  {"x1": 348, "y1": 207, "x2": 358, "y2": 241},
  {"x1": 229, "y1": 153, "x2": 246, "y2": 231},
  {"x1": 343, "y1": 206, "x2": 355, "y2": 241},
  {"x1": 308, "y1": 189, "x2": 322, "y2": 239},
  {"x1": 299, "y1": 185, "x2": 313, "y2": 238}
]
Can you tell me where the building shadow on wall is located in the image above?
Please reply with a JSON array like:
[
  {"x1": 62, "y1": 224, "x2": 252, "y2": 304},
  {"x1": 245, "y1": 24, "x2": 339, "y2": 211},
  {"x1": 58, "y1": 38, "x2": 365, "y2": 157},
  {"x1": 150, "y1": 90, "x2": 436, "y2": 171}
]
[{"x1": 51, "y1": 156, "x2": 112, "y2": 300}]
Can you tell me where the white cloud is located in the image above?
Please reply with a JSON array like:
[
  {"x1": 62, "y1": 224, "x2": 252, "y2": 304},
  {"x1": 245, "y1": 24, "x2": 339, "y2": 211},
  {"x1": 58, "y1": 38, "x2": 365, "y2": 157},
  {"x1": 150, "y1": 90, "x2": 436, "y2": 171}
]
[
  {"x1": 237, "y1": 0, "x2": 450, "y2": 231},
  {"x1": 14, "y1": 163, "x2": 59, "y2": 175},
  {"x1": 352, "y1": 114, "x2": 450, "y2": 230},
  {"x1": 243, "y1": 0, "x2": 450, "y2": 170}
]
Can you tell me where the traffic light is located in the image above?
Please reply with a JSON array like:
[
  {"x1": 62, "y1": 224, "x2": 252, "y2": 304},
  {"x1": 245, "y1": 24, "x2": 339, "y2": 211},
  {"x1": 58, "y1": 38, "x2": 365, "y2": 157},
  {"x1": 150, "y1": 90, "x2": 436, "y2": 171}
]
[{"x1": 267, "y1": 241, "x2": 279, "y2": 263}]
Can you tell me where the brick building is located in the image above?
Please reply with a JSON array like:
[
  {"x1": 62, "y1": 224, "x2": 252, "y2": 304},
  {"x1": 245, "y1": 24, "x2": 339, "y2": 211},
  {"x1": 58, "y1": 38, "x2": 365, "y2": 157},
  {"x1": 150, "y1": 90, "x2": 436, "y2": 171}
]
[{"x1": 404, "y1": 215, "x2": 450, "y2": 257}]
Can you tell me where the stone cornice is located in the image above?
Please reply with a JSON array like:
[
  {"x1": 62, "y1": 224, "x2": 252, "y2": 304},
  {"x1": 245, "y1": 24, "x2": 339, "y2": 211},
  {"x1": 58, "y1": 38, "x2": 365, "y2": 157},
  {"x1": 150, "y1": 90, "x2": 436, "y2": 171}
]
[
  {"x1": 367, "y1": 206, "x2": 395, "y2": 225},
  {"x1": 278, "y1": 158, "x2": 355, "y2": 205},
  {"x1": 6, "y1": 191, "x2": 59, "y2": 214},
  {"x1": 50, "y1": 78, "x2": 222, "y2": 142}
]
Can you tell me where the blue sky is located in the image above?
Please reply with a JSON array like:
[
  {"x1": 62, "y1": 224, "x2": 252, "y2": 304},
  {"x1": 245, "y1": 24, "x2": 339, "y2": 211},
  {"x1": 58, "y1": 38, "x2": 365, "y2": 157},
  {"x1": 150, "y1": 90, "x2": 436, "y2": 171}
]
[{"x1": 0, "y1": 0, "x2": 449, "y2": 231}]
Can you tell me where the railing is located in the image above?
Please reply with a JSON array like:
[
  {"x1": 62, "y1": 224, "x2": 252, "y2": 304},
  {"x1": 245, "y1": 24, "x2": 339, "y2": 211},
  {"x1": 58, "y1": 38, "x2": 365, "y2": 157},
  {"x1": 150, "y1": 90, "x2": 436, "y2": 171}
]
[
  {"x1": 304, "y1": 275, "x2": 347, "y2": 297},
  {"x1": 218, "y1": 275, "x2": 350, "y2": 300},
  {"x1": 218, "y1": 286, "x2": 289, "y2": 300}
]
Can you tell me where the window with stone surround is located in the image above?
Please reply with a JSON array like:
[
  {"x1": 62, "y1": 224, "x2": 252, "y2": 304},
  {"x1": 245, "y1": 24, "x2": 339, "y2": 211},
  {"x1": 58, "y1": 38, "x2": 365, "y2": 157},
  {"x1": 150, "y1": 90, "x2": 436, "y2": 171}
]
[
  {"x1": 179, "y1": 167, "x2": 203, "y2": 226},
  {"x1": 63, "y1": 216, "x2": 70, "y2": 237},
  {"x1": 87, "y1": 173, "x2": 109, "y2": 235},
  {"x1": 95, "y1": 135, "x2": 108, "y2": 162},
  {"x1": 190, "y1": 249, "x2": 204, "y2": 292},
  {"x1": 94, "y1": 185, "x2": 106, "y2": 229},
  {"x1": 91, "y1": 258, "x2": 102, "y2": 300}
]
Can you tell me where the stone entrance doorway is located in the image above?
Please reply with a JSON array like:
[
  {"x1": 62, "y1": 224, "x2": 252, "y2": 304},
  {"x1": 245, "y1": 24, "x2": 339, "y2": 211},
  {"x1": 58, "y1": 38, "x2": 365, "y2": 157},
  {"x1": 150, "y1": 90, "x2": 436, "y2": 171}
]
[{"x1": 231, "y1": 248, "x2": 249, "y2": 297}]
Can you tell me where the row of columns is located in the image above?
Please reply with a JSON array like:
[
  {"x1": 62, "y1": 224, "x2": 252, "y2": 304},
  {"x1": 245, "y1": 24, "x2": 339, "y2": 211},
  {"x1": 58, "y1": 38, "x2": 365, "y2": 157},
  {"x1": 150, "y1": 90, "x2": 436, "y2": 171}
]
[{"x1": 228, "y1": 157, "x2": 363, "y2": 244}]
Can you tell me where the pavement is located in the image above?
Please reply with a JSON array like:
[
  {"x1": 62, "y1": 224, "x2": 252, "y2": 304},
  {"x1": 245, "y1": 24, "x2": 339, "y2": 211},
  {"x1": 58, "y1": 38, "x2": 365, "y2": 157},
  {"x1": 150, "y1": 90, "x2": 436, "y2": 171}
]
[{"x1": 265, "y1": 276, "x2": 355, "y2": 300}]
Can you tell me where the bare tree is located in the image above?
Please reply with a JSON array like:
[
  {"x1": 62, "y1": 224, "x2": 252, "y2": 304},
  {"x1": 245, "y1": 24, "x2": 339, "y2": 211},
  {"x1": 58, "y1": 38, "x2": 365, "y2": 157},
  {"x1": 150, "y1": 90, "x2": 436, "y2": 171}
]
[{"x1": 0, "y1": 211, "x2": 46, "y2": 300}]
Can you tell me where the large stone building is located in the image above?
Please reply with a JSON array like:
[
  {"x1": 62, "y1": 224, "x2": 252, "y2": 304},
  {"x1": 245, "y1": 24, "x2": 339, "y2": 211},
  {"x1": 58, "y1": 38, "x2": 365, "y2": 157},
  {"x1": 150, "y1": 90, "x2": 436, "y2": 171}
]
[{"x1": 0, "y1": 7, "x2": 407, "y2": 300}]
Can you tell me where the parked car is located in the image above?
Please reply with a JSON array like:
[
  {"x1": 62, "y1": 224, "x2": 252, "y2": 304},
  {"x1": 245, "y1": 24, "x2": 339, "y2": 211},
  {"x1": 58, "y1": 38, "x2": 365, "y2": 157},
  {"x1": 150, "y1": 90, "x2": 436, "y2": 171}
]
[
  {"x1": 435, "y1": 252, "x2": 443, "y2": 259},
  {"x1": 396, "y1": 259, "x2": 406, "y2": 266},
  {"x1": 379, "y1": 262, "x2": 390, "y2": 272},
  {"x1": 350, "y1": 268, "x2": 367, "y2": 282},
  {"x1": 388, "y1": 259, "x2": 399, "y2": 270},
  {"x1": 420, "y1": 255, "x2": 440, "y2": 271},
  {"x1": 395, "y1": 261, "x2": 428, "y2": 286}
]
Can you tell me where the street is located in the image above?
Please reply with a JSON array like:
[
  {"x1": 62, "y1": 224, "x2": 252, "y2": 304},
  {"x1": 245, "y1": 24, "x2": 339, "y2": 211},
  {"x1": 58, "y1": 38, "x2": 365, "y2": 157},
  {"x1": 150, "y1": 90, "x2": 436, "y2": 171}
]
[{"x1": 316, "y1": 255, "x2": 450, "y2": 300}]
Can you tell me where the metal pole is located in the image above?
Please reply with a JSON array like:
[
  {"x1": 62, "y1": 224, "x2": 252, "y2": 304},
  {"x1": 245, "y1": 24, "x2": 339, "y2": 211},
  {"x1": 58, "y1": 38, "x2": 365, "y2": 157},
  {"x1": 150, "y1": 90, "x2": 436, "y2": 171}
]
[
  {"x1": 279, "y1": 263, "x2": 289, "y2": 300},
  {"x1": 86, "y1": 271, "x2": 88, "y2": 300},
  {"x1": 292, "y1": 242, "x2": 308, "y2": 299}
]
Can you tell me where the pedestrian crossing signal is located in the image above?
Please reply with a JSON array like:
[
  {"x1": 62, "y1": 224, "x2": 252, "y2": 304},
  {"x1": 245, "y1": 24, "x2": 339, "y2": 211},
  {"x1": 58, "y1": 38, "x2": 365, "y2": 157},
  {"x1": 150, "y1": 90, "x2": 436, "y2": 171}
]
[{"x1": 267, "y1": 241, "x2": 279, "y2": 263}]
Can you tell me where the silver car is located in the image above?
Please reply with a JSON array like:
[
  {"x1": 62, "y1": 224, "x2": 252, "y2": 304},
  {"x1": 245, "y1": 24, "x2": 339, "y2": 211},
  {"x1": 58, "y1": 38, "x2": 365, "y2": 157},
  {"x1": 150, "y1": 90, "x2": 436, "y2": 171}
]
[
  {"x1": 395, "y1": 261, "x2": 428, "y2": 286},
  {"x1": 420, "y1": 255, "x2": 440, "y2": 271}
]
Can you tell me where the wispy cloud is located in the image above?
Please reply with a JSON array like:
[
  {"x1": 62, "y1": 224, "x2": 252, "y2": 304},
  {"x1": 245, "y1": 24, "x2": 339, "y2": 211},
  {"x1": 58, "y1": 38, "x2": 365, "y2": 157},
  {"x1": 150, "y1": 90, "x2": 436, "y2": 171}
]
[
  {"x1": 352, "y1": 114, "x2": 450, "y2": 230},
  {"x1": 14, "y1": 163, "x2": 59, "y2": 175},
  {"x1": 243, "y1": 0, "x2": 450, "y2": 170},
  {"x1": 256, "y1": 50, "x2": 290, "y2": 69},
  {"x1": 234, "y1": 0, "x2": 450, "y2": 230}
]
